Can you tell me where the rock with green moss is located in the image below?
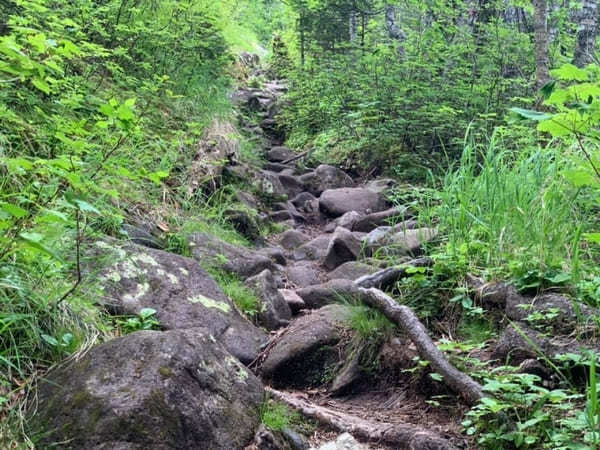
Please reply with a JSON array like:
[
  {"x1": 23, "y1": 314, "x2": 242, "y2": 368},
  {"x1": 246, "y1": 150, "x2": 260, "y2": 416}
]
[
  {"x1": 31, "y1": 329, "x2": 264, "y2": 449},
  {"x1": 93, "y1": 240, "x2": 267, "y2": 364},
  {"x1": 245, "y1": 269, "x2": 292, "y2": 330}
]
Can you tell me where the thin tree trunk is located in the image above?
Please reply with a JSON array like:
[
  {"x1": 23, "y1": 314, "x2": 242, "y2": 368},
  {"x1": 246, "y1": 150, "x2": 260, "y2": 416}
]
[
  {"x1": 574, "y1": 0, "x2": 600, "y2": 67},
  {"x1": 385, "y1": 4, "x2": 406, "y2": 56},
  {"x1": 533, "y1": 0, "x2": 550, "y2": 90},
  {"x1": 349, "y1": 8, "x2": 358, "y2": 42}
]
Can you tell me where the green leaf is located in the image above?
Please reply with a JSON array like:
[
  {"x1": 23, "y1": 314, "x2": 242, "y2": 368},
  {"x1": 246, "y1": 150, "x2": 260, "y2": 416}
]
[
  {"x1": 139, "y1": 308, "x2": 157, "y2": 319},
  {"x1": 64, "y1": 192, "x2": 101, "y2": 214},
  {"x1": 32, "y1": 77, "x2": 50, "y2": 94},
  {"x1": 0, "y1": 202, "x2": 28, "y2": 218},
  {"x1": 19, "y1": 232, "x2": 65, "y2": 262},
  {"x1": 583, "y1": 233, "x2": 600, "y2": 244},
  {"x1": 41, "y1": 334, "x2": 59, "y2": 346},
  {"x1": 509, "y1": 107, "x2": 553, "y2": 121},
  {"x1": 430, "y1": 373, "x2": 443, "y2": 382},
  {"x1": 563, "y1": 168, "x2": 598, "y2": 187},
  {"x1": 551, "y1": 63, "x2": 589, "y2": 81}
]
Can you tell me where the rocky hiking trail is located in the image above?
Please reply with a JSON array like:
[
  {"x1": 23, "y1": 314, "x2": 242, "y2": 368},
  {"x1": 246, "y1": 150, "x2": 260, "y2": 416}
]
[{"x1": 29, "y1": 56, "x2": 599, "y2": 450}]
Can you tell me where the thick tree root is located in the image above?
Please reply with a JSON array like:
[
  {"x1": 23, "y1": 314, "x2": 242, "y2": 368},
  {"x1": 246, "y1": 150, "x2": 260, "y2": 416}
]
[
  {"x1": 357, "y1": 288, "x2": 485, "y2": 406},
  {"x1": 355, "y1": 257, "x2": 434, "y2": 289},
  {"x1": 266, "y1": 387, "x2": 457, "y2": 450}
]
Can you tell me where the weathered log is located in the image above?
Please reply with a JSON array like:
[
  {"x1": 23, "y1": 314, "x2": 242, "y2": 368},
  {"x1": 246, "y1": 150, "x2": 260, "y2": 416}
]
[
  {"x1": 355, "y1": 257, "x2": 433, "y2": 289},
  {"x1": 266, "y1": 387, "x2": 457, "y2": 450},
  {"x1": 357, "y1": 287, "x2": 485, "y2": 405}
]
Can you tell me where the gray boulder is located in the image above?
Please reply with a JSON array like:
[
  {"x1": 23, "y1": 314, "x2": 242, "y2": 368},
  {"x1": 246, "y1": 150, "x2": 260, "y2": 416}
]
[
  {"x1": 365, "y1": 227, "x2": 437, "y2": 256},
  {"x1": 327, "y1": 262, "x2": 378, "y2": 282},
  {"x1": 299, "y1": 165, "x2": 354, "y2": 196},
  {"x1": 260, "y1": 305, "x2": 351, "y2": 388},
  {"x1": 291, "y1": 192, "x2": 319, "y2": 215},
  {"x1": 286, "y1": 262, "x2": 322, "y2": 288},
  {"x1": 319, "y1": 188, "x2": 388, "y2": 218},
  {"x1": 268, "y1": 146, "x2": 296, "y2": 163},
  {"x1": 364, "y1": 178, "x2": 397, "y2": 194},
  {"x1": 279, "y1": 229, "x2": 311, "y2": 250},
  {"x1": 93, "y1": 241, "x2": 267, "y2": 364},
  {"x1": 293, "y1": 235, "x2": 331, "y2": 261},
  {"x1": 296, "y1": 279, "x2": 360, "y2": 309},
  {"x1": 246, "y1": 270, "x2": 292, "y2": 330},
  {"x1": 189, "y1": 232, "x2": 276, "y2": 279},
  {"x1": 323, "y1": 227, "x2": 363, "y2": 270},
  {"x1": 279, "y1": 289, "x2": 306, "y2": 314},
  {"x1": 32, "y1": 329, "x2": 264, "y2": 450}
]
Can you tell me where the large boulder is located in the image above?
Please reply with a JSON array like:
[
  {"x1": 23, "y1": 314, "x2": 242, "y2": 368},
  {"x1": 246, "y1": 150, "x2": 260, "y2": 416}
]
[
  {"x1": 323, "y1": 227, "x2": 363, "y2": 270},
  {"x1": 299, "y1": 165, "x2": 354, "y2": 196},
  {"x1": 268, "y1": 146, "x2": 296, "y2": 163},
  {"x1": 327, "y1": 262, "x2": 378, "y2": 282},
  {"x1": 296, "y1": 279, "x2": 360, "y2": 309},
  {"x1": 279, "y1": 229, "x2": 311, "y2": 251},
  {"x1": 319, "y1": 188, "x2": 388, "y2": 218},
  {"x1": 286, "y1": 262, "x2": 322, "y2": 288},
  {"x1": 254, "y1": 170, "x2": 288, "y2": 201},
  {"x1": 93, "y1": 241, "x2": 267, "y2": 364},
  {"x1": 246, "y1": 270, "x2": 292, "y2": 330},
  {"x1": 32, "y1": 329, "x2": 264, "y2": 450},
  {"x1": 189, "y1": 232, "x2": 276, "y2": 279},
  {"x1": 260, "y1": 305, "x2": 351, "y2": 388},
  {"x1": 293, "y1": 235, "x2": 331, "y2": 261}
]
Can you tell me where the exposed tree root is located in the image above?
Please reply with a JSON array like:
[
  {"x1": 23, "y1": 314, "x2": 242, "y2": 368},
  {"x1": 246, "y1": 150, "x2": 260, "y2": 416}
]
[
  {"x1": 266, "y1": 387, "x2": 457, "y2": 450},
  {"x1": 357, "y1": 288, "x2": 485, "y2": 406},
  {"x1": 355, "y1": 257, "x2": 433, "y2": 289}
]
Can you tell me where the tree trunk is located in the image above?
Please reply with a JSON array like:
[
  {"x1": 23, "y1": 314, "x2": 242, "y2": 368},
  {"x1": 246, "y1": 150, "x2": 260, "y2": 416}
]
[
  {"x1": 385, "y1": 4, "x2": 406, "y2": 56},
  {"x1": 533, "y1": 0, "x2": 550, "y2": 90},
  {"x1": 349, "y1": 8, "x2": 358, "y2": 42},
  {"x1": 574, "y1": 0, "x2": 599, "y2": 67}
]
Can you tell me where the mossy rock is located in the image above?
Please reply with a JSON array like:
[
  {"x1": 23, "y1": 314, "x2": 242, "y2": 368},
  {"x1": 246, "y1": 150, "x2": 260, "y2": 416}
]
[{"x1": 30, "y1": 329, "x2": 264, "y2": 449}]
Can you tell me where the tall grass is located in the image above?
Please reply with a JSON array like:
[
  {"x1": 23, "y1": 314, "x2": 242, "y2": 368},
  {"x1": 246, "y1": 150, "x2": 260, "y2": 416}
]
[{"x1": 432, "y1": 134, "x2": 584, "y2": 278}]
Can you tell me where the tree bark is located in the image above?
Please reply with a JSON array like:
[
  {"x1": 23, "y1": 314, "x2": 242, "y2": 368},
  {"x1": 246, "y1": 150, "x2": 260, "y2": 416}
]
[
  {"x1": 533, "y1": 0, "x2": 550, "y2": 90},
  {"x1": 357, "y1": 288, "x2": 485, "y2": 406},
  {"x1": 574, "y1": 0, "x2": 600, "y2": 67},
  {"x1": 349, "y1": 8, "x2": 358, "y2": 42}
]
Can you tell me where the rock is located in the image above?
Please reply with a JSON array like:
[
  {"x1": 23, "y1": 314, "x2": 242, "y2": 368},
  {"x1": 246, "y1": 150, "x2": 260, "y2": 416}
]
[
  {"x1": 286, "y1": 262, "x2": 322, "y2": 288},
  {"x1": 278, "y1": 174, "x2": 304, "y2": 198},
  {"x1": 319, "y1": 188, "x2": 388, "y2": 218},
  {"x1": 293, "y1": 235, "x2": 331, "y2": 261},
  {"x1": 261, "y1": 305, "x2": 351, "y2": 388},
  {"x1": 327, "y1": 262, "x2": 378, "y2": 282},
  {"x1": 365, "y1": 178, "x2": 397, "y2": 195},
  {"x1": 268, "y1": 146, "x2": 296, "y2": 163},
  {"x1": 239, "y1": 52, "x2": 261, "y2": 68},
  {"x1": 236, "y1": 191, "x2": 260, "y2": 210},
  {"x1": 299, "y1": 165, "x2": 354, "y2": 196},
  {"x1": 270, "y1": 210, "x2": 294, "y2": 222},
  {"x1": 225, "y1": 208, "x2": 261, "y2": 241},
  {"x1": 246, "y1": 270, "x2": 292, "y2": 330},
  {"x1": 93, "y1": 241, "x2": 266, "y2": 364},
  {"x1": 254, "y1": 170, "x2": 288, "y2": 201},
  {"x1": 260, "y1": 247, "x2": 287, "y2": 266},
  {"x1": 266, "y1": 162, "x2": 293, "y2": 173},
  {"x1": 291, "y1": 192, "x2": 319, "y2": 214},
  {"x1": 323, "y1": 227, "x2": 363, "y2": 270},
  {"x1": 189, "y1": 232, "x2": 275, "y2": 279},
  {"x1": 337, "y1": 211, "x2": 363, "y2": 229},
  {"x1": 312, "y1": 433, "x2": 365, "y2": 450},
  {"x1": 296, "y1": 279, "x2": 360, "y2": 309},
  {"x1": 279, "y1": 230, "x2": 311, "y2": 250},
  {"x1": 186, "y1": 120, "x2": 239, "y2": 194},
  {"x1": 492, "y1": 323, "x2": 600, "y2": 365},
  {"x1": 120, "y1": 223, "x2": 163, "y2": 249},
  {"x1": 32, "y1": 329, "x2": 264, "y2": 450},
  {"x1": 281, "y1": 428, "x2": 309, "y2": 450},
  {"x1": 505, "y1": 292, "x2": 598, "y2": 334},
  {"x1": 279, "y1": 289, "x2": 306, "y2": 313},
  {"x1": 246, "y1": 424, "x2": 291, "y2": 450},
  {"x1": 224, "y1": 163, "x2": 258, "y2": 183},
  {"x1": 365, "y1": 227, "x2": 438, "y2": 256},
  {"x1": 352, "y1": 206, "x2": 412, "y2": 233},
  {"x1": 330, "y1": 350, "x2": 363, "y2": 394}
]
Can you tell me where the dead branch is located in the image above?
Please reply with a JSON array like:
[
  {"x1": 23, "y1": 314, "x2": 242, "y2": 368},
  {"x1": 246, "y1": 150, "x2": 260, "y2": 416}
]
[{"x1": 355, "y1": 257, "x2": 433, "y2": 289}]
